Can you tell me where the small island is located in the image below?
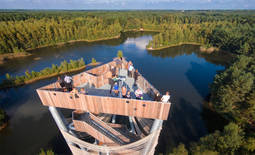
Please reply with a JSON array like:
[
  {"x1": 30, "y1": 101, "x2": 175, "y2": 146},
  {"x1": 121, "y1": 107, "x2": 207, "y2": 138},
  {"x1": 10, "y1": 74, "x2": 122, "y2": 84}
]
[{"x1": 0, "y1": 58, "x2": 99, "y2": 89}]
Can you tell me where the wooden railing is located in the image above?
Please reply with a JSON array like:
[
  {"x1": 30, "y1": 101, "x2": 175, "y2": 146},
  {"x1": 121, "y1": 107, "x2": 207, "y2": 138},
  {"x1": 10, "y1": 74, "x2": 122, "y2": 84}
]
[
  {"x1": 136, "y1": 74, "x2": 161, "y2": 98},
  {"x1": 36, "y1": 89, "x2": 170, "y2": 120}
]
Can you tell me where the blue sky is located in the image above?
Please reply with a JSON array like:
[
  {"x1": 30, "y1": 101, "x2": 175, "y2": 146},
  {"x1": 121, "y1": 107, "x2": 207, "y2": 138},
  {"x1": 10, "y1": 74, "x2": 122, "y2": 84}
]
[{"x1": 1, "y1": 0, "x2": 255, "y2": 10}]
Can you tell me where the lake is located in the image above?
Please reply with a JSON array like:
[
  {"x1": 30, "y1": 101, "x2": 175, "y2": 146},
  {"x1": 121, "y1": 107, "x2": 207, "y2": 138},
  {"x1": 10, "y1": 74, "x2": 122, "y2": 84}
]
[{"x1": 0, "y1": 32, "x2": 226, "y2": 154}]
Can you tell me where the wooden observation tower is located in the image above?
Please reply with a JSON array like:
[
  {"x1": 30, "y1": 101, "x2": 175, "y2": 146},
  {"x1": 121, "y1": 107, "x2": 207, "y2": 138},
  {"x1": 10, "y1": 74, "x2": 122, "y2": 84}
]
[{"x1": 37, "y1": 58, "x2": 171, "y2": 155}]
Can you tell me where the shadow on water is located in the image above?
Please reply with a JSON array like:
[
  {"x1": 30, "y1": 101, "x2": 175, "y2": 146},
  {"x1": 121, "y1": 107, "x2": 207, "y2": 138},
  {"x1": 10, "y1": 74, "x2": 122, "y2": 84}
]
[
  {"x1": 155, "y1": 98, "x2": 207, "y2": 154},
  {"x1": 185, "y1": 61, "x2": 224, "y2": 98},
  {"x1": 148, "y1": 44, "x2": 233, "y2": 66}
]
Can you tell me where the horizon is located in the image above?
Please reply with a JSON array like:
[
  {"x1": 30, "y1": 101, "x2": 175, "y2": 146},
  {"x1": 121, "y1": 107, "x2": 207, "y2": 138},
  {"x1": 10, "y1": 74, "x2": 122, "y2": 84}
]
[
  {"x1": 0, "y1": 9, "x2": 255, "y2": 11},
  {"x1": 1, "y1": 0, "x2": 255, "y2": 10}
]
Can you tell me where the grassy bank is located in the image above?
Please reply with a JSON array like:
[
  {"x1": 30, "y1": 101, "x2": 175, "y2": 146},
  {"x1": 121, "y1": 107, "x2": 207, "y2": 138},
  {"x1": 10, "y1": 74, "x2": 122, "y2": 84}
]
[
  {"x1": 0, "y1": 58, "x2": 99, "y2": 89},
  {"x1": 0, "y1": 52, "x2": 32, "y2": 64}
]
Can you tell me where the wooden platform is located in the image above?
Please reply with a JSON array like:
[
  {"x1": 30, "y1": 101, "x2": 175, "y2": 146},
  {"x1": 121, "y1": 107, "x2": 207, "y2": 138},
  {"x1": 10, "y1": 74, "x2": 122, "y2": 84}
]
[
  {"x1": 37, "y1": 58, "x2": 171, "y2": 120},
  {"x1": 37, "y1": 58, "x2": 170, "y2": 155}
]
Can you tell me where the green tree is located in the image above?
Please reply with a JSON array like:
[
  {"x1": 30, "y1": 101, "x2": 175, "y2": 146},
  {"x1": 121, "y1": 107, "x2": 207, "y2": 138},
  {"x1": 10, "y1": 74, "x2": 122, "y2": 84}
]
[
  {"x1": 91, "y1": 58, "x2": 96, "y2": 64},
  {"x1": 39, "y1": 149, "x2": 55, "y2": 155},
  {"x1": 78, "y1": 58, "x2": 85, "y2": 67},
  {"x1": 189, "y1": 123, "x2": 243, "y2": 154},
  {"x1": 5, "y1": 73, "x2": 11, "y2": 80},
  {"x1": 243, "y1": 137, "x2": 255, "y2": 152},
  {"x1": 169, "y1": 143, "x2": 188, "y2": 155},
  {"x1": 117, "y1": 50, "x2": 123, "y2": 58}
]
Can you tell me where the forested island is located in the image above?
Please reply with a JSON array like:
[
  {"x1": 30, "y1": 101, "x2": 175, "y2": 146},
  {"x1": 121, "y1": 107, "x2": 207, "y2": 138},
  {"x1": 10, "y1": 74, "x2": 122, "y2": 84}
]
[{"x1": 0, "y1": 10, "x2": 255, "y2": 154}]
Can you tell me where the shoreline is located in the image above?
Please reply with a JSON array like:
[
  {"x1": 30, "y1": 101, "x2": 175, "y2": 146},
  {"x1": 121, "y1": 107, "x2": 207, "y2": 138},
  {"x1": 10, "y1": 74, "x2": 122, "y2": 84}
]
[
  {"x1": 0, "y1": 62, "x2": 100, "y2": 89},
  {"x1": 0, "y1": 52, "x2": 32, "y2": 64},
  {"x1": 0, "y1": 35, "x2": 121, "y2": 64},
  {"x1": 26, "y1": 35, "x2": 121, "y2": 51},
  {"x1": 146, "y1": 42, "x2": 202, "y2": 51},
  {"x1": 147, "y1": 42, "x2": 219, "y2": 54},
  {"x1": 0, "y1": 29, "x2": 160, "y2": 64},
  {"x1": 123, "y1": 29, "x2": 162, "y2": 33}
]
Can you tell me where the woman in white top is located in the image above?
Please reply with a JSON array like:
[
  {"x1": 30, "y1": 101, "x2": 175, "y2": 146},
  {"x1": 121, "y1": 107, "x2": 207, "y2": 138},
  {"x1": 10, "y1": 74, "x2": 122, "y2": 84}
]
[{"x1": 161, "y1": 91, "x2": 170, "y2": 103}]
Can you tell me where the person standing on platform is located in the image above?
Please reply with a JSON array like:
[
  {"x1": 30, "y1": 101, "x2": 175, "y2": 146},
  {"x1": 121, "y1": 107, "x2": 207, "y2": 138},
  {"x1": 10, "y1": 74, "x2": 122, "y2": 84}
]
[
  {"x1": 154, "y1": 92, "x2": 161, "y2": 102},
  {"x1": 113, "y1": 82, "x2": 119, "y2": 97},
  {"x1": 128, "y1": 63, "x2": 134, "y2": 78},
  {"x1": 135, "y1": 88, "x2": 143, "y2": 100},
  {"x1": 127, "y1": 61, "x2": 133, "y2": 77},
  {"x1": 126, "y1": 90, "x2": 131, "y2": 99},
  {"x1": 161, "y1": 91, "x2": 170, "y2": 103},
  {"x1": 134, "y1": 69, "x2": 139, "y2": 86},
  {"x1": 64, "y1": 75, "x2": 73, "y2": 91},
  {"x1": 56, "y1": 76, "x2": 65, "y2": 89},
  {"x1": 110, "y1": 66, "x2": 116, "y2": 77},
  {"x1": 110, "y1": 75, "x2": 118, "y2": 94},
  {"x1": 121, "y1": 85, "x2": 127, "y2": 98}
]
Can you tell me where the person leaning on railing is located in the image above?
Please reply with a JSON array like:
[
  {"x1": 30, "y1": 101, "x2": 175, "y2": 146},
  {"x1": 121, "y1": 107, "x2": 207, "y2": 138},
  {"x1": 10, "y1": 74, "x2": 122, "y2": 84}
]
[
  {"x1": 154, "y1": 92, "x2": 161, "y2": 102},
  {"x1": 161, "y1": 91, "x2": 170, "y2": 103},
  {"x1": 135, "y1": 88, "x2": 143, "y2": 100},
  {"x1": 64, "y1": 75, "x2": 73, "y2": 91},
  {"x1": 121, "y1": 85, "x2": 127, "y2": 98},
  {"x1": 56, "y1": 76, "x2": 65, "y2": 89},
  {"x1": 134, "y1": 69, "x2": 139, "y2": 86},
  {"x1": 126, "y1": 90, "x2": 131, "y2": 99}
]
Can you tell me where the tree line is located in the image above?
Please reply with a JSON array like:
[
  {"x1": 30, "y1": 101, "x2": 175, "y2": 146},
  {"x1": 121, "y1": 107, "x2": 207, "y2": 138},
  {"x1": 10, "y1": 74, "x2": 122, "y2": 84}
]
[
  {"x1": 0, "y1": 17, "x2": 122, "y2": 54},
  {"x1": 148, "y1": 18, "x2": 255, "y2": 56},
  {"x1": 1, "y1": 10, "x2": 255, "y2": 55}
]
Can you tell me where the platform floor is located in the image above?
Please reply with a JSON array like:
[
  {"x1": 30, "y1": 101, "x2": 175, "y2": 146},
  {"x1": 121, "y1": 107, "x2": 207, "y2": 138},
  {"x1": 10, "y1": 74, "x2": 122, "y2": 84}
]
[{"x1": 78, "y1": 69, "x2": 151, "y2": 101}]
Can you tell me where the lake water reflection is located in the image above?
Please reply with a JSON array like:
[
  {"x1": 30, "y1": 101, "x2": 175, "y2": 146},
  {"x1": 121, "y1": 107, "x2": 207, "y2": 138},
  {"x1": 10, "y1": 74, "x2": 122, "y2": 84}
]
[{"x1": 0, "y1": 32, "x2": 226, "y2": 154}]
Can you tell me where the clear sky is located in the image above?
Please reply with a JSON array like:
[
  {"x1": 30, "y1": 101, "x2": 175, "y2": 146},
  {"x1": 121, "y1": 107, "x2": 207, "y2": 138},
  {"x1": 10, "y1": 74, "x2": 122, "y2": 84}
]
[{"x1": 0, "y1": 0, "x2": 255, "y2": 10}]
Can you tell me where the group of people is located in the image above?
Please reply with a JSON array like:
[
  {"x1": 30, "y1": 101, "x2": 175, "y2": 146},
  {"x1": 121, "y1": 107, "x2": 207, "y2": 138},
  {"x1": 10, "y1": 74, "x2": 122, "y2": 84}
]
[
  {"x1": 56, "y1": 75, "x2": 73, "y2": 91},
  {"x1": 112, "y1": 83, "x2": 142, "y2": 100},
  {"x1": 110, "y1": 79, "x2": 132, "y2": 99},
  {"x1": 56, "y1": 60, "x2": 171, "y2": 103},
  {"x1": 56, "y1": 75, "x2": 87, "y2": 95},
  {"x1": 154, "y1": 91, "x2": 171, "y2": 103}
]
